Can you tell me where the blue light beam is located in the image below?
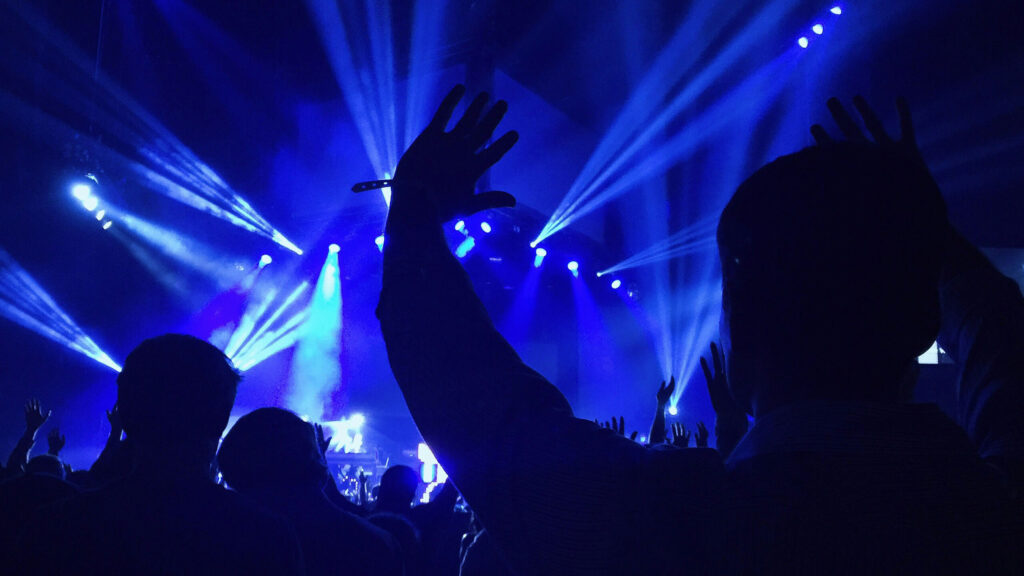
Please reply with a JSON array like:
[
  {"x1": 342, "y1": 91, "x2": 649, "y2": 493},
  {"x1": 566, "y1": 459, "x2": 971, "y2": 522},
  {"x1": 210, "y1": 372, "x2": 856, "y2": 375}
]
[{"x1": 0, "y1": 247, "x2": 120, "y2": 371}]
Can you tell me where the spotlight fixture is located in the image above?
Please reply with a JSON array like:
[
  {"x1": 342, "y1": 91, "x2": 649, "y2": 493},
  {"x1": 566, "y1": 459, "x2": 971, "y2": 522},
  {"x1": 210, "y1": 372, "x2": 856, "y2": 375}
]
[
  {"x1": 611, "y1": 279, "x2": 622, "y2": 290},
  {"x1": 812, "y1": 24, "x2": 824, "y2": 35},
  {"x1": 480, "y1": 222, "x2": 492, "y2": 234},
  {"x1": 830, "y1": 6, "x2": 842, "y2": 15},
  {"x1": 567, "y1": 261, "x2": 579, "y2": 277},
  {"x1": 798, "y1": 37, "x2": 809, "y2": 48},
  {"x1": 374, "y1": 235, "x2": 385, "y2": 252},
  {"x1": 259, "y1": 254, "x2": 273, "y2": 269},
  {"x1": 328, "y1": 243, "x2": 341, "y2": 254},
  {"x1": 534, "y1": 247, "x2": 547, "y2": 268},
  {"x1": 668, "y1": 405, "x2": 678, "y2": 416}
]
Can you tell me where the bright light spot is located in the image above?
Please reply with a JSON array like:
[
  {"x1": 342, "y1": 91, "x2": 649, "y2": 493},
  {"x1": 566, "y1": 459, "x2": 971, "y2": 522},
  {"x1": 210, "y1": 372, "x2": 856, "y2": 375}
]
[
  {"x1": 534, "y1": 247, "x2": 547, "y2": 268},
  {"x1": 454, "y1": 220, "x2": 465, "y2": 232},
  {"x1": 535, "y1": 247, "x2": 547, "y2": 257},
  {"x1": 71, "y1": 183, "x2": 92, "y2": 201},
  {"x1": 812, "y1": 24, "x2": 824, "y2": 35},
  {"x1": 567, "y1": 261, "x2": 579, "y2": 277},
  {"x1": 455, "y1": 236, "x2": 475, "y2": 258},
  {"x1": 94, "y1": 210, "x2": 106, "y2": 221},
  {"x1": 530, "y1": 240, "x2": 539, "y2": 248},
  {"x1": 374, "y1": 235, "x2": 385, "y2": 252},
  {"x1": 320, "y1": 414, "x2": 365, "y2": 453},
  {"x1": 798, "y1": 37, "x2": 809, "y2": 48},
  {"x1": 259, "y1": 254, "x2": 273, "y2": 268},
  {"x1": 918, "y1": 341, "x2": 941, "y2": 365},
  {"x1": 668, "y1": 405, "x2": 678, "y2": 416},
  {"x1": 480, "y1": 222, "x2": 492, "y2": 234},
  {"x1": 82, "y1": 196, "x2": 99, "y2": 212},
  {"x1": 328, "y1": 243, "x2": 340, "y2": 254},
  {"x1": 611, "y1": 279, "x2": 622, "y2": 290},
  {"x1": 830, "y1": 6, "x2": 842, "y2": 15},
  {"x1": 102, "y1": 221, "x2": 113, "y2": 230}
]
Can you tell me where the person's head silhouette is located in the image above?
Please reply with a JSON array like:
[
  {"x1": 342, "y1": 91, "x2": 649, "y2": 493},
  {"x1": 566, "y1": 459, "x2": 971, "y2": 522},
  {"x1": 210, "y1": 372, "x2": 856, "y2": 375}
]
[
  {"x1": 717, "y1": 143, "x2": 948, "y2": 416},
  {"x1": 117, "y1": 334, "x2": 240, "y2": 475},
  {"x1": 217, "y1": 407, "x2": 327, "y2": 499},
  {"x1": 376, "y1": 465, "x2": 420, "y2": 512}
]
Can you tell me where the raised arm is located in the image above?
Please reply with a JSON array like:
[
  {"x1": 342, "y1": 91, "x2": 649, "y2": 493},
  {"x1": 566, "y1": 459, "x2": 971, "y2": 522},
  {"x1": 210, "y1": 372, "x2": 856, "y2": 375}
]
[
  {"x1": 648, "y1": 377, "x2": 675, "y2": 445},
  {"x1": 377, "y1": 87, "x2": 719, "y2": 573},
  {"x1": 813, "y1": 97, "x2": 1024, "y2": 489},
  {"x1": 7, "y1": 399, "x2": 50, "y2": 473}
]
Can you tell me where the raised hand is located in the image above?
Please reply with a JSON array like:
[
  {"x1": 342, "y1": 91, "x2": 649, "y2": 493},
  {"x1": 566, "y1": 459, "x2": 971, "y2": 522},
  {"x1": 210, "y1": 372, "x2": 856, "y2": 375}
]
[
  {"x1": 106, "y1": 404, "x2": 124, "y2": 442},
  {"x1": 811, "y1": 96, "x2": 916, "y2": 151},
  {"x1": 701, "y1": 342, "x2": 748, "y2": 457},
  {"x1": 314, "y1": 423, "x2": 332, "y2": 458},
  {"x1": 25, "y1": 399, "x2": 50, "y2": 433},
  {"x1": 47, "y1": 427, "x2": 66, "y2": 456},
  {"x1": 392, "y1": 85, "x2": 519, "y2": 223},
  {"x1": 695, "y1": 422, "x2": 709, "y2": 448},
  {"x1": 656, "y1": 377, "x2": 676, "y2": 406},
  {"x1": 671, "y1": 423, "x2": 690, "y2": 448}
]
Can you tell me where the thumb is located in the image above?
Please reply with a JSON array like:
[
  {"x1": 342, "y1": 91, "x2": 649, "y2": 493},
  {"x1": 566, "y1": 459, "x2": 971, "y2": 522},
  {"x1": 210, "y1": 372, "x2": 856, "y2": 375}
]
[{"x1": 460, "y1": 191, "x2": 516, "y2": 216}]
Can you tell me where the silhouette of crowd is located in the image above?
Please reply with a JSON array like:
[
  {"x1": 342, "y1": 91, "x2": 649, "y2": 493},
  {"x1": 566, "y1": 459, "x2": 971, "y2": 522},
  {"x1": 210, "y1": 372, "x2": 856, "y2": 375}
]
[{"x1": 2, "y1": 88, "x2": 1023, "y2": 575}]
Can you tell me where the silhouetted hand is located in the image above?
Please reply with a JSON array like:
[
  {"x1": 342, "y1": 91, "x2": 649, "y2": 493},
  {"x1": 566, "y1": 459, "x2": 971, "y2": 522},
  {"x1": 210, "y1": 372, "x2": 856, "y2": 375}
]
[
  {"x1": 25, "y1": 399, "x2": 50, "y2": 434},
  {"x1": 701, "y1": 342, "x2": 748, "y2": 456},
  {"x1": 811, "y1": 96, "x2": 916, "y2": 153},
  {"x1": 656, "y1": 377, "x2": 676, "y2": 406},
  {"x1": 393, "y1": 85, "x2": 519, "y2": 223},
  {"x1": 672, "y1": 423, "x2": 690, "y2": 448},
  {"x1": 47, "y1": 427, "x2": 66, "y2": 456},
  {"x1": 106, "y1": 404, "x2": 123, "y2": 437},
  {"x1": 314, "y1": 423, "x2": 332, "y2": 457},
  {"x1": 695, "y1": 422, "x2": 709, "y2": 448}
]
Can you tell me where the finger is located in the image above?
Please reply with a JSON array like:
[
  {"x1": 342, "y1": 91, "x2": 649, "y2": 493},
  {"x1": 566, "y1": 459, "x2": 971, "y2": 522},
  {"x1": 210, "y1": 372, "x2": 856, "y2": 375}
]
[
  {"x1": 427, "y1": 85, "x2": 467, "y2": 133},
  {"x1": 477, "y1": 130, "x2": 519, "y2": 170},
  {"x1": 826, "y1": 97, "x2": 866, "y2": 141},
  {"x1": 469, "y1": 100, "x2": 509, "y2": 150},
  {"x1": 452, "y1": 92, "x2": 490, "y2": 137},
  {"x1": 619, "y1": 416, "x2": 625, "y2": 433},
  {"x1": 630, "y1": 431, "x2": 638, "y2": 441},
  {"x1": 810, "y1": 124, "x2": 832, "y2": 145},
  {"x1": 711, "y1": 342, "x2": 723, "y2": 376},
  {"x1": 852, "y1": 95, "x2": 893, "y2": 144},
  {"x1": 701, "y1": 357, "x2": 712, "y2": 385},
  {"x1": 667, "y1": 376, "x2": 676, "y2": 395},
  {"x1": 460, "y1": 191, "x2": 517, "y2": 217},
  {"x1": 896, "y1": 97, "x2": 916, "y2": 149}
]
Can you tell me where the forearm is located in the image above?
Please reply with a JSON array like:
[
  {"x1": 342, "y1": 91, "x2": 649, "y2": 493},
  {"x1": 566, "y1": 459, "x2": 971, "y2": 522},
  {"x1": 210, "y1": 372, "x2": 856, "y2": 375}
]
[
  {"x1": 649, "y1": 403, "x2": 667, "y2": 445},
  {"x1": 6, "y1": 430, "x2": 36, "y2": 471},
  {"x1": 379, "y1": 186, "x2": 648, "y2": 572}
]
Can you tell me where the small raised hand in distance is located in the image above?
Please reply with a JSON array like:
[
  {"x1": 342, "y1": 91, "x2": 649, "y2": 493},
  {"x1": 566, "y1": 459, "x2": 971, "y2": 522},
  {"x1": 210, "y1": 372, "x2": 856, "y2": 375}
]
[
  {"x1": 694, "y1": 422, "x2": 709, "y2": 448},
  {"x1": 314, "y1": 423, "x2": 333, "y2": 458},
  {"x1": 389, "y1": 85, "x2": 519, "y2": 225},
  {"x1": 671, "y1": 423, "x2": 690, "y2": 448},
  {"x1": 648, "y1": 377, "x2": 676, "y2": 445},
  {"x1": 701, "y1": 342, "x2": 748, "y2": 458},
  {"x1": 106, "y1": 404, "x2": 123, "y2": 443},
  {"x1": 25, "y1": 399, "x2": 50, "y2": 434},
  {"x1": 47, "y1": 427, "x2": 66, "y2": 456}
]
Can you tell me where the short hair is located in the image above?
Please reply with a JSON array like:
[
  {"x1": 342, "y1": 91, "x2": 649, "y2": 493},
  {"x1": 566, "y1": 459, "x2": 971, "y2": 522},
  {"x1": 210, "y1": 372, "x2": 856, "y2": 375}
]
[
  {"x1": 717, "y1": 143, "x2": 947, "y2": 402},
  {"x1": 117, "y1": 334, "x2": 240, "y2": 446},
  {"x1": 217, "y1": 407, "x2": 326, "y2": 495},
  {"x1": 377, "y1": 465, "x2": 420, "y2": 506}
]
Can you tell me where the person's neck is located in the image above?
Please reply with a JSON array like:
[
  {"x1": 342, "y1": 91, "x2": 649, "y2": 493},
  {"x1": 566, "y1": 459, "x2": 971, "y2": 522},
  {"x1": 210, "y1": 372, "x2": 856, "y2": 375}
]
[{"x1": 130, "y1": 440, "x2": 217, "y2": 484}]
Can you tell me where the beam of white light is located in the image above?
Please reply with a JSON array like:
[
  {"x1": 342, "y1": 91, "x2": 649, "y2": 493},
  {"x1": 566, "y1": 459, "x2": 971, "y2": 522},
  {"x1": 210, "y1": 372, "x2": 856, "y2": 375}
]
[
  {"x1": 0, "y1": 248, "x2": 121, "y2": 371},
  {"x1": 229, "y1": 282, "x2": 311, "y2": 361},
  {"x1": 304, "y1": 0, "x2": 396, "y2": 183},
  {"x1": 598, "y1": 215, "x2": 719, "y2": 276},
  {"x1": 538, "y1": 53, "x2": 794, "y2": 245},
  {"x1": 287, "y1": 249, "x2": 343, "y2": 423},
  {"x1": 0, "y1": 2, "x2": 301, "y2": 254},
  {"x1": 533, "y1": 0, "x2": 796, "y2": 245},
  {"x1": 305, "y1": 0, "x2": 446, "y2": 210},
  {"x1": 233, "y1": 308, "x2": 311, "y2": 372}
]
